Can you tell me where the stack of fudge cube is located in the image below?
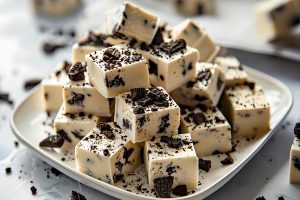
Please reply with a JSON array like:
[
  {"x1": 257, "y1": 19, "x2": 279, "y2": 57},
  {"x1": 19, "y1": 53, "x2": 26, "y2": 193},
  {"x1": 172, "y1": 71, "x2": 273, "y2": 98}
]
[{"x1": 40, "y1": 1, "x2": 271, "y2": 198}]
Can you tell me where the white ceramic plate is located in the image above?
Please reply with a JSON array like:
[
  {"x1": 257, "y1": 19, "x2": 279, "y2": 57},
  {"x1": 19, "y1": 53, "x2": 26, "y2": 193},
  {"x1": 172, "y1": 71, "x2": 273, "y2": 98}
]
[{"x1": 10, "y1": 66, "x2": 293, "y2": 200}]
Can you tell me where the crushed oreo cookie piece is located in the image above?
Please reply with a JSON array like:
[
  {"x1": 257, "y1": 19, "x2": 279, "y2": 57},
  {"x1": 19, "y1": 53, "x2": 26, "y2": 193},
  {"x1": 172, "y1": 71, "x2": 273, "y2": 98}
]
[
  {"x1": 153, "y1": 176, "x2": 174, "y2": 198},
  {"x1": 57, "y1": 130, "x2": 72, "y2": 143},
  {"x1": 158, "y1": 39, "x2": 186, "y2": 54},
  {"x1": 97, "y1": 123, "x2": 115, "y2": 139},
  {"x1": 0, "y1": 92, "x2": 13, "y2": 105},
  {"x1": 30, "y1": 186, "x2": 37, "y2": 195},
  {"x1": 193, "y1": 112, "x2": 206, "y2": 125},
  {"x1": 133, "y1": 105, "x2": 145, "y2": 114},
  {"x1": 172, "y1": 185, "x2": 188, "y2": 196},
  {"x1": 293, "y1": 156, "x2": 300, "y2": 170},
  {"x1": 151, "y1": 27, "x2": 164, "y2": 46},
  {"x1": 24, "y1": 79, "x2": 41, "y2": 91},
  {"x1": 113, "y1": 174, "x2": 124, "y2": 183},
  {"x1": 103, "y1": 149, "x2": 110, "y2": 157},
  {"x1": 39, "y1": 135, "x2": 64, "y2": 148},
  {"x1": 123, "y1": 147, "x2": 134, "y2": 164},
  {"x1": 245, "y1": 81, "x2": 255, "y2": 90},
  {"x1": 50, "y1": 167, "x2": 61, "y2": 176},
  {"x1": 5, "y1": 167, "x2": 12, "y2": 175},
  {"x1": 42, "y1": 42, "x2": 66, "y2": 55},
  {"x1": 294, "y1": 122, "x2": 300, "y2": 139},
  {"x1": 221, "y1": 154, "x2": 234, "y2": 165},
  {"x1": 278, "y1": 196, "x2": 285, "y2": 200},
  {"x1": 105, "y1": 75, "x2": 125, "y2": 88},
  {"x1": 103, "y1": 48, "x2": 121, "y2": 63},
  {"x1": 67, "y1": 92, "x2": 85, "y2": 106},
  {"x1": 160, "y1": 136, "x2": 182, "y2": 149},
  {"x1": 159, "y1": 114, "x2": 170, "y2": 133},
  {"x1": 198, "y1": 158, "x2": 211, "y2": 172},
  {"x1": 68, "y1": 62, "x2": 86, "y2": 81},
  {"x1": 71, "y1": 191, "x2": 87, "y2": 200},
  {"x1": 148, "y1": 59, "x2": 158, "y2": 75},
  {"x1": 256, "y1": 196, "x2": 266, "y2": 200},
  {"x1": 78, "y1": 31, "x2": 108, "y2": 46},
  {"x1": 131, "y1": 88, "x2": 146, "y2": 101}
]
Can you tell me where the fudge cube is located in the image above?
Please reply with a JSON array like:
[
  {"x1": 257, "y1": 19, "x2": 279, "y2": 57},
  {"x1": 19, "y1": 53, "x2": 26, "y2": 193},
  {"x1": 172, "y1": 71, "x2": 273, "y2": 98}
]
[
  {"x1": 63, "y1": 63, "x2": 113, "y2": 117},
  {"x1": 104, "y1": 2, "x2": 159, "y2": 44},
  {"x1": 218, "y1": 83, "x2": 270, "y2": 137},
  {"x1": 53, "y1": 105, "x2": 99, "y2": 150},
  {"x1": 144, "y1": 134, "x2": 198, "y2": 194},
  {"x1": 180, "y1": 105, "x2": 232, "y2": 156},
  {"x1": 86, "y1": 45, "x2": 150, "y2": 98},
  {"x1": 137, "y1": 40, "x2": 199, "y2": 92},
  {"x1": 255, "y1": 0, "x2": 300, "y2": 40},
  {"x1": 31, "y1": 0, "x2": 81, "y2": 16},
  {"x1": 214, "y1": 56, "x2": 248, "y2": 86},
  {"x1": 75, "y1": 122, "x2": 141, "y2": 184},
  {"x1": 41, "y1": 61, "x2": 71, "y2": 112},
  {"x1": 114, "y1": 87, "x2": 180, "y2": 143},
  {"x1": 72, "y1": 31, "x2": 131, "y2": 63},
  {"x1": 194, "y1": 32, "x2": 220, "y2": 62},
  {"x1": 173, "y1": 0, "x2": 215, "y2": 16},
  {"x1": 171, "y1": 62, "x2": 225, "y2": 107},
  {"x1": 290, "y1": 137, "x2": 300, "y2": 184}
]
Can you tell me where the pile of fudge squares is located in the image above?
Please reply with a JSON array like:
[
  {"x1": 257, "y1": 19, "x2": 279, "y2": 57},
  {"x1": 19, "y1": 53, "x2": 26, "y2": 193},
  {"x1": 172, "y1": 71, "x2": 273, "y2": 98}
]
[{"x1": 39, "y1": 2, "x2": 271, "y2": 198}]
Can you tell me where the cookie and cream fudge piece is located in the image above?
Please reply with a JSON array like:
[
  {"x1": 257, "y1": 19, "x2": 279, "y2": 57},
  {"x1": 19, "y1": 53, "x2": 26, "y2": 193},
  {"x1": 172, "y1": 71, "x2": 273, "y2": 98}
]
[
  {"x1": 173, "y1": 0, "x2": 215, "y2": 16},
  {"x1": 214, "y1": 56, "x2": 248, "y2": 86},
  {"x1": 255, "y1": 0, "x2": 300, "y2": 40},
  {"x1": 218, "y1": 82, "x2": 270, "y2": 137},
  {"x1": 180, "y1": 105, "x2": 232, "y2": 156},
  {"x1": 144, "y1": 134, "x2": 198, "y2": 197},
  {"x1": 171, "y1": 62, "x2": 225, "y2": 107},
  {"x1": 104, "y1": 1, "x2": 159, "y2": 44},
  {"x1": 53, "y1": 105, "x2": 99, "y2": 150},
  {"x1": 290, "y1": 123, "x2": 300, "y2": 184},
  {"x1": 62, "y1": 62, "x2": 113, "y2": 117},
  {"x1": 72, "y1": 31, "x2": 131, "y2": 63},
  {"x1": 41, "y1": 61, "x2": 71, "y2": 112},
  {"x1": 115, "y1": 87, "x2": 180, "y2": 143},
  {"x1": 75, "y1": 122, "x2": 141, "y2": 184},
  {"x1": 137, "y1": 39, "x2": 199, "y2": 92},
  {"x1": 31, "y1": 0, "x2": 81, "y2": 16},
  {"x1": 172, "y1": 19, "x2": 219, "y2": 62},
  {"x1": 86, "y1": 45, "x2": 150, "y2": 98}
]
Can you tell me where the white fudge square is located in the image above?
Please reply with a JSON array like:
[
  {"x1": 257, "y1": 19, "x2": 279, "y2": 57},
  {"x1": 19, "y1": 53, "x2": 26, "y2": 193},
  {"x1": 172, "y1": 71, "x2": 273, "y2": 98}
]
[
  {"x1": 104, "y1": 1, "x2": 159, "y2": 44},
  {"x1": 218, "y1": 83, "x2": 270, "y2": 137},
  {"x1": 144, "y1": 134, "x2": 198, "y2": 193},
  {"x1": 180, "y1": 105, "x2": 232, "y2": 156},
  {"x1": 63, "y1": 64, "x2": 113, "y2": 117},
  {"x1": 194, "y1": 33, "x2": 220, "y2": 62},
  {"x1": 41, "y1": 61, "x2": 71, "y2": 112},
  {"x1": 75, "y1": 122, "x2": 142, "y2": 184},
  {"x1": 31, "y1": 0, "x2": 81, "y2": 16},
  {"x1": 290, "y1": 136, "x2": 300, "y2": 184},
  {"x1": 214, "y1": 56, "x2": 248, "y2": 86},
  {"x1": 255, "y1": 0, "x2": 300, "y2": 40},
  {"x1": 171, "y1": 62, "x2": 225, "y2": 107},
  {"x1": 53, "y1": 105, "x2": 99, "y2": 151},
  {"x1": 114, "y1": 87, "x2": 180, "y2": 143},
  {"x1": 86, "y1": 44, "x2": 150, "y2": 98},
  {"x1": 173, "y1": 0, "x2": 215, "y2": 16},
  {"x1": 137, "y1": 40, "x2": 199, "y2": 92}
]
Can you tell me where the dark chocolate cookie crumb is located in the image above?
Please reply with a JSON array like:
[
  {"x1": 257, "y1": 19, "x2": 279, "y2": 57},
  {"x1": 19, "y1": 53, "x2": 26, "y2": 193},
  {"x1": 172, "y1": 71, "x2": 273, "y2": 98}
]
[
  {"x1": 30, "y1": 186, "x2": 37, "y2": 195},
  {"x1": 57, "y1": 130, "x2": 72, "y2": 143},
  {"x1": 131, "y1": 88, "x2": 146, "y2": 101},
  {"x1": 39, "y1": 135, "x2": 64, "y2": 148},
  {"x1": 158, "y1": 39, "x2": 186, "y2": 54},
  {"x1": 245, "y1": 81, "x2": 255, "y2": 90},
  {"x1": 133, "y1": 105, "x2": 145, "y2": 114},
  {"x1": 5, "y1": 167, "x2": 12, "y2": 175},
  {"x1": 160, "y1": 136, "x2": 182, "y2": 149},
  {"x1": 105, "y1": 75, "x2": 125, "y2": 88},
  {"x1": 97, "y1": 123, "x2": 115, "y2": 139},
  {"x1": 292, "y1": 156, "x2": 300, "y2": 170},
  {"x1": 0, "y1": 92, "x2": 13, "y2": 105},
  {"x1": 158, "y1": 114, "x2": 170, "y2": 133},
  {"x1": 278, "y1": 196, "x2": 285, "y2": 200},
  {"x1": 42, "y1": 42, "x2": 66, "y2": 55},
  {"x1": 24, "y1": 79, "x2": 41, "y2": 91},
  {"x1": 103, "y1": 149, "x2": 110, "y2": 157},
  {"x1": 193, "y1": 112, "x2": 206, "y2": 125},
  {"x1": 153, "y1": 176, "x2": 174, "y2": 198},
  {"x1": 113, "y1": 174, "x2": 124, "y2": 183},
  {"x1": 151, "y1": 27, "x2": 164, "y2": 46},
  {"x1": 198, "y1": 158, "x2": 211, "y2": 172},
  {"x1": 148, "y1": 59, "x2": 158, "y2": 76},
  {"x1": 123, "y1": 147, "x2": 134, "y2": 164},
  {"x1": 221, "y1": 154, "x2": 234, "y2": 165},
  {"x1": 294, "y1": 122, "x2": 300, "y2": 139},
  {"x1": 68, "y1": 62, "x2": 86, "y2": 81},
  {"x1": 172, "y1": 185, "x2": 188, "y2": 196},
  {"x1": 14, "y1": 141, "x2": 19, "y2": 148},
  {"x1": 71, "y1": 191, "x2": 87, "y2": 200},
  {"x1": 50, "y1": 167, "x2": 61, "y2": 176},
  {"x1": 256, "y1": 196, "x2": 266, "y2": 200},
  {"x1": 103, "y1": 48, "x2": 121, "y2": 63},
  {"x1": 67, "y1": 92, "x2": 85, "y2": 106}
]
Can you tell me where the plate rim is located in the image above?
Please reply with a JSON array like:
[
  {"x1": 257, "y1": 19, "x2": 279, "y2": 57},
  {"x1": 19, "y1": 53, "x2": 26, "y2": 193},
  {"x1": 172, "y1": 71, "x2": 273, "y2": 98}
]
[{"x1": 9, "y1": 66, "x2": 294, "y2": 200}]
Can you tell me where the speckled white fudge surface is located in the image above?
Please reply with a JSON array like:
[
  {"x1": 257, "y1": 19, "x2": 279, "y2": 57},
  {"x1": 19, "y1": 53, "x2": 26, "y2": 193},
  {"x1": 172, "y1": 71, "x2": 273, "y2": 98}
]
[
  {"x1": 219, "y1": 83, "x2": 270, "y2": 137},
  {"x1": 114, "y1": 87, "x2": 180, "y2": 143},
  {"x1": 75, "y1": 122, "x2": 142, "y2": 184},
  {"x1": 171, "y1": 62, "x2": 225, "y2": 107},
  {"x1": 180, "y1": 105, "x2": 232, "y2": 156},
  {"x1": 144, "y1": 133, "x2": 198, "y2": 194},
  {"x1": 86, "y1": 44, "x2": 150, "y2": 98}
]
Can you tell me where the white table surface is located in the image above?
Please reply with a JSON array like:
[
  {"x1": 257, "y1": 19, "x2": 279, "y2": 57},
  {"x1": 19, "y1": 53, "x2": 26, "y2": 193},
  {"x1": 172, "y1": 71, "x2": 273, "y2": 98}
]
[{"x1": 0, "y1": 0, "x2": 300, "y2": 199}]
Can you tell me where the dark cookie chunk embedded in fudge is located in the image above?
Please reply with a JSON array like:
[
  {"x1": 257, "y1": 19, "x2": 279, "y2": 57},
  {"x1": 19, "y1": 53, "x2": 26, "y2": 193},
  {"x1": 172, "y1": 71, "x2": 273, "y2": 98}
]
[
  {"x1": 123, "y1": 118, "x2": 132, "y2": 130},
  {"x1": 67, "y1": 92, "x2": 85, "y2": 106},
  {"x1": 68, "y1": 62, "x2": 86, "y2": 81},
  {"x1": 57, "y1": 129, "x2": 72, "y2": 143},
  {"x1": 198, "y1": 158, "x2": 211, "y2": 172},
  {"x1": 24, "y1": 79, "x2": 41, "y2": 91},
  {"x1": 131, "y1": 88, "x2": 146, "y2": 101},
  {"x1": 30, "y1": 186, "x2": 37, "y2": 195},
  {"x1": 160, "y1": 136, "x2": 183, "y2": 149},
  {"x1": 293, "y1": 156, "x2": 300, "y2": 170},
  {"x1": 153, "y1": 176, "x2": 174, "y2": 198},
  {"x1": 151, "y1": 27, "x2": 164, "y2": 46},
  {"x1": 113, "y1": 173, "x2": 124, "y2": 183},
  {"x1": 294, "y1": 122, "x2": 300, "y2": 139},
  {"x1": 158, "y1": 114, "x2": 170, "y2": 133},
  {"x1": 158, "y1": 39, "x2": 186, "y2": 55},
  {"x1": 71, "y1": 191, "x2": 87, "y2": 200},
  {"x1": 172, "y1": 185, "x2": 188, "y2": 196},
  {"x1": 123, "y1": 147, "x2": 134, "y2": 164},
  {"x1": 216, "y1": 76, "x2": 223, "y2": 91},
  {"x1": 97, "y1": 123, "x2": 115, "y2": 139},
  {"x1": 193, "y1": 112, "x2": 206, "y2": 125},
  {"x1": 197, "y1": 69, "x2": 212, "y2": 83},
  {"x1": 138, "y1": 115, "x2": 146, "y2": 127},
  {"x1": 103, "y1": 48, "x2": 121, "y2": 63},
  {"x1": 39, "y1": 135, "x2": 64, "y2": 148},
  {"x1": 105, "y1": 75, "x2": 125, "y2": 88},
  {"x1": 5, "y1": 167, "x2": 12, "y2": 175},
  {"x1": 115, "y1": 161, "x2": 123, "y2": 172},
  {"x1": 78, "y1": 31, "x2": 108, "y2": 46},
  {"x1": 103, "y1": 149, "x2": 110, "y2": 157},
  {"x1": 221, "y1": 154, "x2": 234, "y2": 165},
  {"x1": 148, "y1": 59, "x2": 158, "y2": 76},
  {"x1": 244, "y1": 81, "x2": 255, "y2": 90},
  {"x1": 133, "y1": 105, "x2": 145, "y2": 114}
]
